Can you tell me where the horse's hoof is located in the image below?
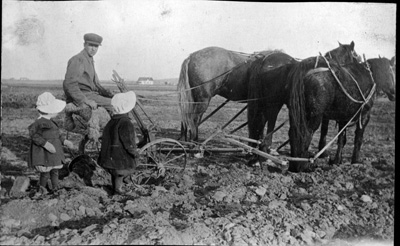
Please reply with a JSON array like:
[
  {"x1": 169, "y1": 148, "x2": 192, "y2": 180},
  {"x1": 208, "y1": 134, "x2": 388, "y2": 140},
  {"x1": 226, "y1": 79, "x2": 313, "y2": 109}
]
[
  {"x1": 328, "y1": 157, "x2": 341, "y2": 166},
  {"x1": 288, "y1": 163, "x2": 314, "y2": 173},
  {"x1": 303, "y1": 164, "x2": 316, "y2": 173}
]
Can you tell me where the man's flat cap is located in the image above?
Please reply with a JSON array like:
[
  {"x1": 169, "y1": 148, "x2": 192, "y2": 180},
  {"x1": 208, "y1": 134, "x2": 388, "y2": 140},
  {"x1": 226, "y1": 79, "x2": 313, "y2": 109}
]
[{"x1": 84, "y1": 33, "x2": 102, "y2": 46}]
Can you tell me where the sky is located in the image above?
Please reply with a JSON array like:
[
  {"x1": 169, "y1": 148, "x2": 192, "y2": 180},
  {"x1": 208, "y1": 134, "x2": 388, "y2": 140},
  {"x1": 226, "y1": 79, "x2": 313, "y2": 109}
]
[{"x1": 1, "y1": 0, "x2": 396, "y2": 81}]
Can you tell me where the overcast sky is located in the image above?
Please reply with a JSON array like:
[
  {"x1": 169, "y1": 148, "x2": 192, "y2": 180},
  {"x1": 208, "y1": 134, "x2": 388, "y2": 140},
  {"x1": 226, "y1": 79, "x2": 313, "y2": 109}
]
[{"x1": 1, "y1": 0, "x2": 396, "y2": 81}]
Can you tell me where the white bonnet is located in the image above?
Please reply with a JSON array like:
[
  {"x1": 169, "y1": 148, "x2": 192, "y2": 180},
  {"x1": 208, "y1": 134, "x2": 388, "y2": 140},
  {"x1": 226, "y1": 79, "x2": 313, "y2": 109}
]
[
  {"x1": 36, "y1": 92, "x2": 66, "y2": 114},
  {"x1": 111, "y1": 91, "x2": 137, "y2": 114}
]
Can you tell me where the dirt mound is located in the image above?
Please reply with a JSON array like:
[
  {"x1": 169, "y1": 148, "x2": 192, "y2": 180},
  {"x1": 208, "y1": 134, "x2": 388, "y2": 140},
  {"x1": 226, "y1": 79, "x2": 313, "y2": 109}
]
[{"x1": 0, "y1": 155, "x2": 394, "y2": 245}]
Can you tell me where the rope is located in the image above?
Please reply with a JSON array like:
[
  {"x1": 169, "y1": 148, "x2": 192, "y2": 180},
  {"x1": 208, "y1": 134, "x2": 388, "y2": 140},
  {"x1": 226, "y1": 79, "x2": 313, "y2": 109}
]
[
  {"x1": 319, "y1": 53, "x2": 365, "y2": 104},
  {"x1": 312, "y1": 55, "x2": 377, "y2": 159},
  {"x1": 313, "y1": 84, "x2": 376, "y2": 160},
  {"x1": 342, "y1": 67, "x2": 367, "y2": 102},
  {"x1": 314, "y1": 55, "x2": 320, "y2": 68},
  {"x1": 138, "y1": 95, "x2": 285, "y2": 105}
]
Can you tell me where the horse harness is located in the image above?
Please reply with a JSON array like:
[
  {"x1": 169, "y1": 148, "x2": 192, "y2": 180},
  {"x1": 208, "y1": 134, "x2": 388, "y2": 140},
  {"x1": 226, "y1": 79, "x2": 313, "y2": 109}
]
[
  {"x1": 218, "y1": 50, "x2": 279, "y2": 89},
  {"x1": 309, "y1": 57, "x2": 377, "y2": 161},
  {"x1": 319, "y1": 55, "x2": 376, "y2": 129},
  {"x1": 183, "y1": 51, "x2": 278, "y2": 94}
]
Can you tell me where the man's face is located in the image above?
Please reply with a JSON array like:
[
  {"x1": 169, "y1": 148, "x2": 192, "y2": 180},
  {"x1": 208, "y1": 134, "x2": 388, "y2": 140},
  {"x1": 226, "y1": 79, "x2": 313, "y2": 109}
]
[{"x1": 84, "y1": 42, "x2": 99, "y2": 57}]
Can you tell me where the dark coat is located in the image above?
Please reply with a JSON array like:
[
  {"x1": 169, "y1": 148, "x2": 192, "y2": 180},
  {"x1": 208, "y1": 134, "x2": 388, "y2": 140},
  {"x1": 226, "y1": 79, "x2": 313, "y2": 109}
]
[
  {"x1": 98, "y1": 114, "x2": 138, "y2": 170},
  {"x1": 28, "y1": 117, "x2": 66, "y2": 167}
]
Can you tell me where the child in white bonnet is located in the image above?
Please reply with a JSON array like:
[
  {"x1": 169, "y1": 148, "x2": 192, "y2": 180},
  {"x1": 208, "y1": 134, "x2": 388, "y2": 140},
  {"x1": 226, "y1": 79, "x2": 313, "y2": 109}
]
[
  {"x1": 28, "y1": 92, "x2": 74, "y2": 196},
  {"x1": 98, "y1": 91, "x2": 139, "y2": 195}
]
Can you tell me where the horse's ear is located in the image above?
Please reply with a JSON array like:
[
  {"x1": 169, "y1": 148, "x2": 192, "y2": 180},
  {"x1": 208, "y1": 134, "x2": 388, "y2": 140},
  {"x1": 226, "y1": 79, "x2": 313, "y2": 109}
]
[
  {"x1": 390, "y1": 56, "x2": 395, "y2": 66},
  {"x1": 350, "y1": 41, "x2": 355, "y2": 50},
  {"x1": 338, "y1": 41, "x2": 343, "y2": 46},
  {"x1": 379, "y1": 54, "x2": 381, "y2": 59}
]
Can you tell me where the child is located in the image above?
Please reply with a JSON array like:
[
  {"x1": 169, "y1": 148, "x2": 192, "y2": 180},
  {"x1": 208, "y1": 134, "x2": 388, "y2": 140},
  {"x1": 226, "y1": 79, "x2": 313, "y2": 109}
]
[
  {"x1": 98, "y1": 91, "x2": 139, "y2": 195},
  {"x1": 28, "y1": 92, "x2": 74, "y2": 196}
]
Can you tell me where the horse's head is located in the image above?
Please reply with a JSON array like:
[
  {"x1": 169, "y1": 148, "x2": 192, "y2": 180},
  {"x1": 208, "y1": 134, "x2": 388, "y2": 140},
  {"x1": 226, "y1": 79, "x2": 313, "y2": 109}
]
[
  {"x1": 368, "y1": 57, "x2": 396, "y2": 101},
  {"x1": 325, "y1": 41, "x2": 361, "y2": 65}
]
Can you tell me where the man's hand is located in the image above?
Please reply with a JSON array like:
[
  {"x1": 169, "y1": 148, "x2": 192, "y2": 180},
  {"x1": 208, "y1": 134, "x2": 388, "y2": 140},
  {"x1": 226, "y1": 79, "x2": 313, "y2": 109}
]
[
  {"x1": 63, "y1": 140, "x2": 74, "y2": 149},
  {"x1": 43, "y1": 142, "x2": 56, "y2": 153},
  {"x1": 85, "y1": 100, "x2": 97, "y2": 110},
  {"x1": 103, "y1": 89, "x2": 114, "y2": 98}
]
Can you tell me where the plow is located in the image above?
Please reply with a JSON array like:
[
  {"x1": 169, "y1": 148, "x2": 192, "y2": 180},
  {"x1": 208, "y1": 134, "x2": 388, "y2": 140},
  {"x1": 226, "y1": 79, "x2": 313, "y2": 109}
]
[
  {"x1": 68, "y1": 61, "x2": 366, "y2": 184},
  {"x1": 100, "y1": 71, "x2": 302, "y2": 180}
]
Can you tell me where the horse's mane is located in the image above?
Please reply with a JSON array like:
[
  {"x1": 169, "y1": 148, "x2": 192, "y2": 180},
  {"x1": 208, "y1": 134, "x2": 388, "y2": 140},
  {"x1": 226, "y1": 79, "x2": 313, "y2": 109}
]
[
  {"x1": 286, "y1": 53, "x2": 349, "y2": 153},
  {"x1": 287, "y1": 56, "x2": 330, "y2": 142}
]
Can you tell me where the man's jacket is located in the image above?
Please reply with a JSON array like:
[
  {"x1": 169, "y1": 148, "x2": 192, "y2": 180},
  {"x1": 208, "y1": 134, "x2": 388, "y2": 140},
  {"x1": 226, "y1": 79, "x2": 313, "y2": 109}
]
[{"x1": 63, "y1": 49, "x2": 113, "y2": 106}]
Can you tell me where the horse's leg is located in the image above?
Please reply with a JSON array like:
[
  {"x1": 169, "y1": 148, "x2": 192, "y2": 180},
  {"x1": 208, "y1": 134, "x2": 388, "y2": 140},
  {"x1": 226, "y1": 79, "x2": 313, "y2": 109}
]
[
  {"x1": 247, "y1": 106, "x2": 266, "y2": 148},
  {"x1": 288, "y1": 126, "x2": 314, "y2": 172},
  {"x1": 317, "y1": 117, "x2": 330, "y2": 158},
  {"x1": 351, "y1": 113, "x2": 370, "y2": 163},
  {"x1": 179, "y1": 122, "x2": 187, "y2": 141},
  {"x1": 263, "y1": 105, "x2": 282, "y2": 153},
  {"x1": 247, "y1": 105, "x2": 267, "y2": 166},
  {"x1": 191, "y1": 113, "x2": 202, "y2": 142},
  {"x1": 330, "y1": 121, "x2": 347, "y2": 165},
  {"x1": 192, "y1": 117, "x2": 199, "y2": 142},
  {"x1": 192, "y1": 98, "x2": 211, "y2": 141},
  {"x1": 289, "y1": 113, "x2": 322, "y2": 172}
]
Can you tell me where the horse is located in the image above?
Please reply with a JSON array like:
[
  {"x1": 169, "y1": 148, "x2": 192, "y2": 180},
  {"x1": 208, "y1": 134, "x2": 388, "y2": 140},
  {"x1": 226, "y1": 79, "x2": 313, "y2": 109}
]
[
  {"x1": 177, "y1": 46, "x2": 295, "y2": 141},
  {"x1": 247, "y1": 41, "x2": 359, "y2": 155},
  {"x1": 287, "y1": 57, "x2": 395, "y2": 172},
  {"x1": 317, "y1": 56, "x2": 396, "y2": 161}
]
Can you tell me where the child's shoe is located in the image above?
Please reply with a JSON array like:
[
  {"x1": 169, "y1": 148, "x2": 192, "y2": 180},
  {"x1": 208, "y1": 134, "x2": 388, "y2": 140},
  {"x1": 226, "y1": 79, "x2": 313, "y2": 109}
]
[{"x1": 33, "y1": 186, "x2": 48, "y2": 199}]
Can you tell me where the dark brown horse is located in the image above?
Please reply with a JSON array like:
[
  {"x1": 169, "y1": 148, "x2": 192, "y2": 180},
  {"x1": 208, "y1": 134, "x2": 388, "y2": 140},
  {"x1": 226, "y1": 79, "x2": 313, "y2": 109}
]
[
  {"x1": 317, "y1": 57, "x2": 396, "y2": 162},
  {"x1": 288, "y1": 57, "x2": 395, "y2": 172},
  {"x1": 247, "y1": 42, "x2": 359, "y2": 155},
  {"x1": 177, "y1": 46, "x2": 295, "y2": 141}
]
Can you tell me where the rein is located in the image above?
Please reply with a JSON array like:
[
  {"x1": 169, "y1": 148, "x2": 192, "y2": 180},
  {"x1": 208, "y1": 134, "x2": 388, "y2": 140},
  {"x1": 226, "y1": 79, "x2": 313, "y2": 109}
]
[
  {"x1": 319, "y1": 54, "x2": 375, "y2": 104},
  {"x1": 311, "y1": 56, "x2": 377, "y2": 161}
]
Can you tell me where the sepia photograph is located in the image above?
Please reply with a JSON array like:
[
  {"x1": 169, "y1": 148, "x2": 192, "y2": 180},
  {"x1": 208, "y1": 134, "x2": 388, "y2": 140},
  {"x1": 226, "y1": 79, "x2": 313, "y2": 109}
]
[{"x1": 1, "y1": 0, "x2": 395, "y2": 245}]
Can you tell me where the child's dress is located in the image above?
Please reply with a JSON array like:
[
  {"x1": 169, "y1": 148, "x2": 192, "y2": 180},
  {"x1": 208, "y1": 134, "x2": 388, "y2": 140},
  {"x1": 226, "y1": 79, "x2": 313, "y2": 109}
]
[{"x1": 28, "y1": 117, "x2": 66, "y2": 170}]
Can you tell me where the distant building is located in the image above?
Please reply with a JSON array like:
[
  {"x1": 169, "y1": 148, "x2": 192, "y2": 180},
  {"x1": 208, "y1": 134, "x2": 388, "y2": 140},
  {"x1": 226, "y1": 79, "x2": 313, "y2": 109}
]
[{"x1": 137, "y1": 77, "x2": 154, "y2": 85}]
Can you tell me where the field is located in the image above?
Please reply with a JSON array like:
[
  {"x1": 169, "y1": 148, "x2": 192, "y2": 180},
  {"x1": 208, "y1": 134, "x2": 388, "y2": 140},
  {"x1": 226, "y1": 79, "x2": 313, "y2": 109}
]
[{"x1": 0, "y1": 82, "x2": 395, "y2": 245}]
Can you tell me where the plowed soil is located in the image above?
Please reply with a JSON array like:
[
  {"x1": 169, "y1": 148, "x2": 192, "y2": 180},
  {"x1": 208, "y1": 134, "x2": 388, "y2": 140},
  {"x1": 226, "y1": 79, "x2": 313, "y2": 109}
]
[{"x1": 0, "y1": 84, "x2": 395, "y2": 245}]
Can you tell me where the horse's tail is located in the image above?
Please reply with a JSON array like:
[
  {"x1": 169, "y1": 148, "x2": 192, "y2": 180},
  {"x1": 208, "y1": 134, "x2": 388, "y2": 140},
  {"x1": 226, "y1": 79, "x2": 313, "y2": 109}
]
[
  {"x1": 287, "y1": 60, "x2": 314, "y2": 156},
  {"x1": 177, "y1": 56, "x2": 195, "y2": 139}
]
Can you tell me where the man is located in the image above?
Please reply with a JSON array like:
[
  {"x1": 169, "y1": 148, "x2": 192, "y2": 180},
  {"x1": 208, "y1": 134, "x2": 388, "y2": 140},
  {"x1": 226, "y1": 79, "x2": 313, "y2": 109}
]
[{"x1": 63, "y1": 33, "x2": 114, "y2": 115}]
